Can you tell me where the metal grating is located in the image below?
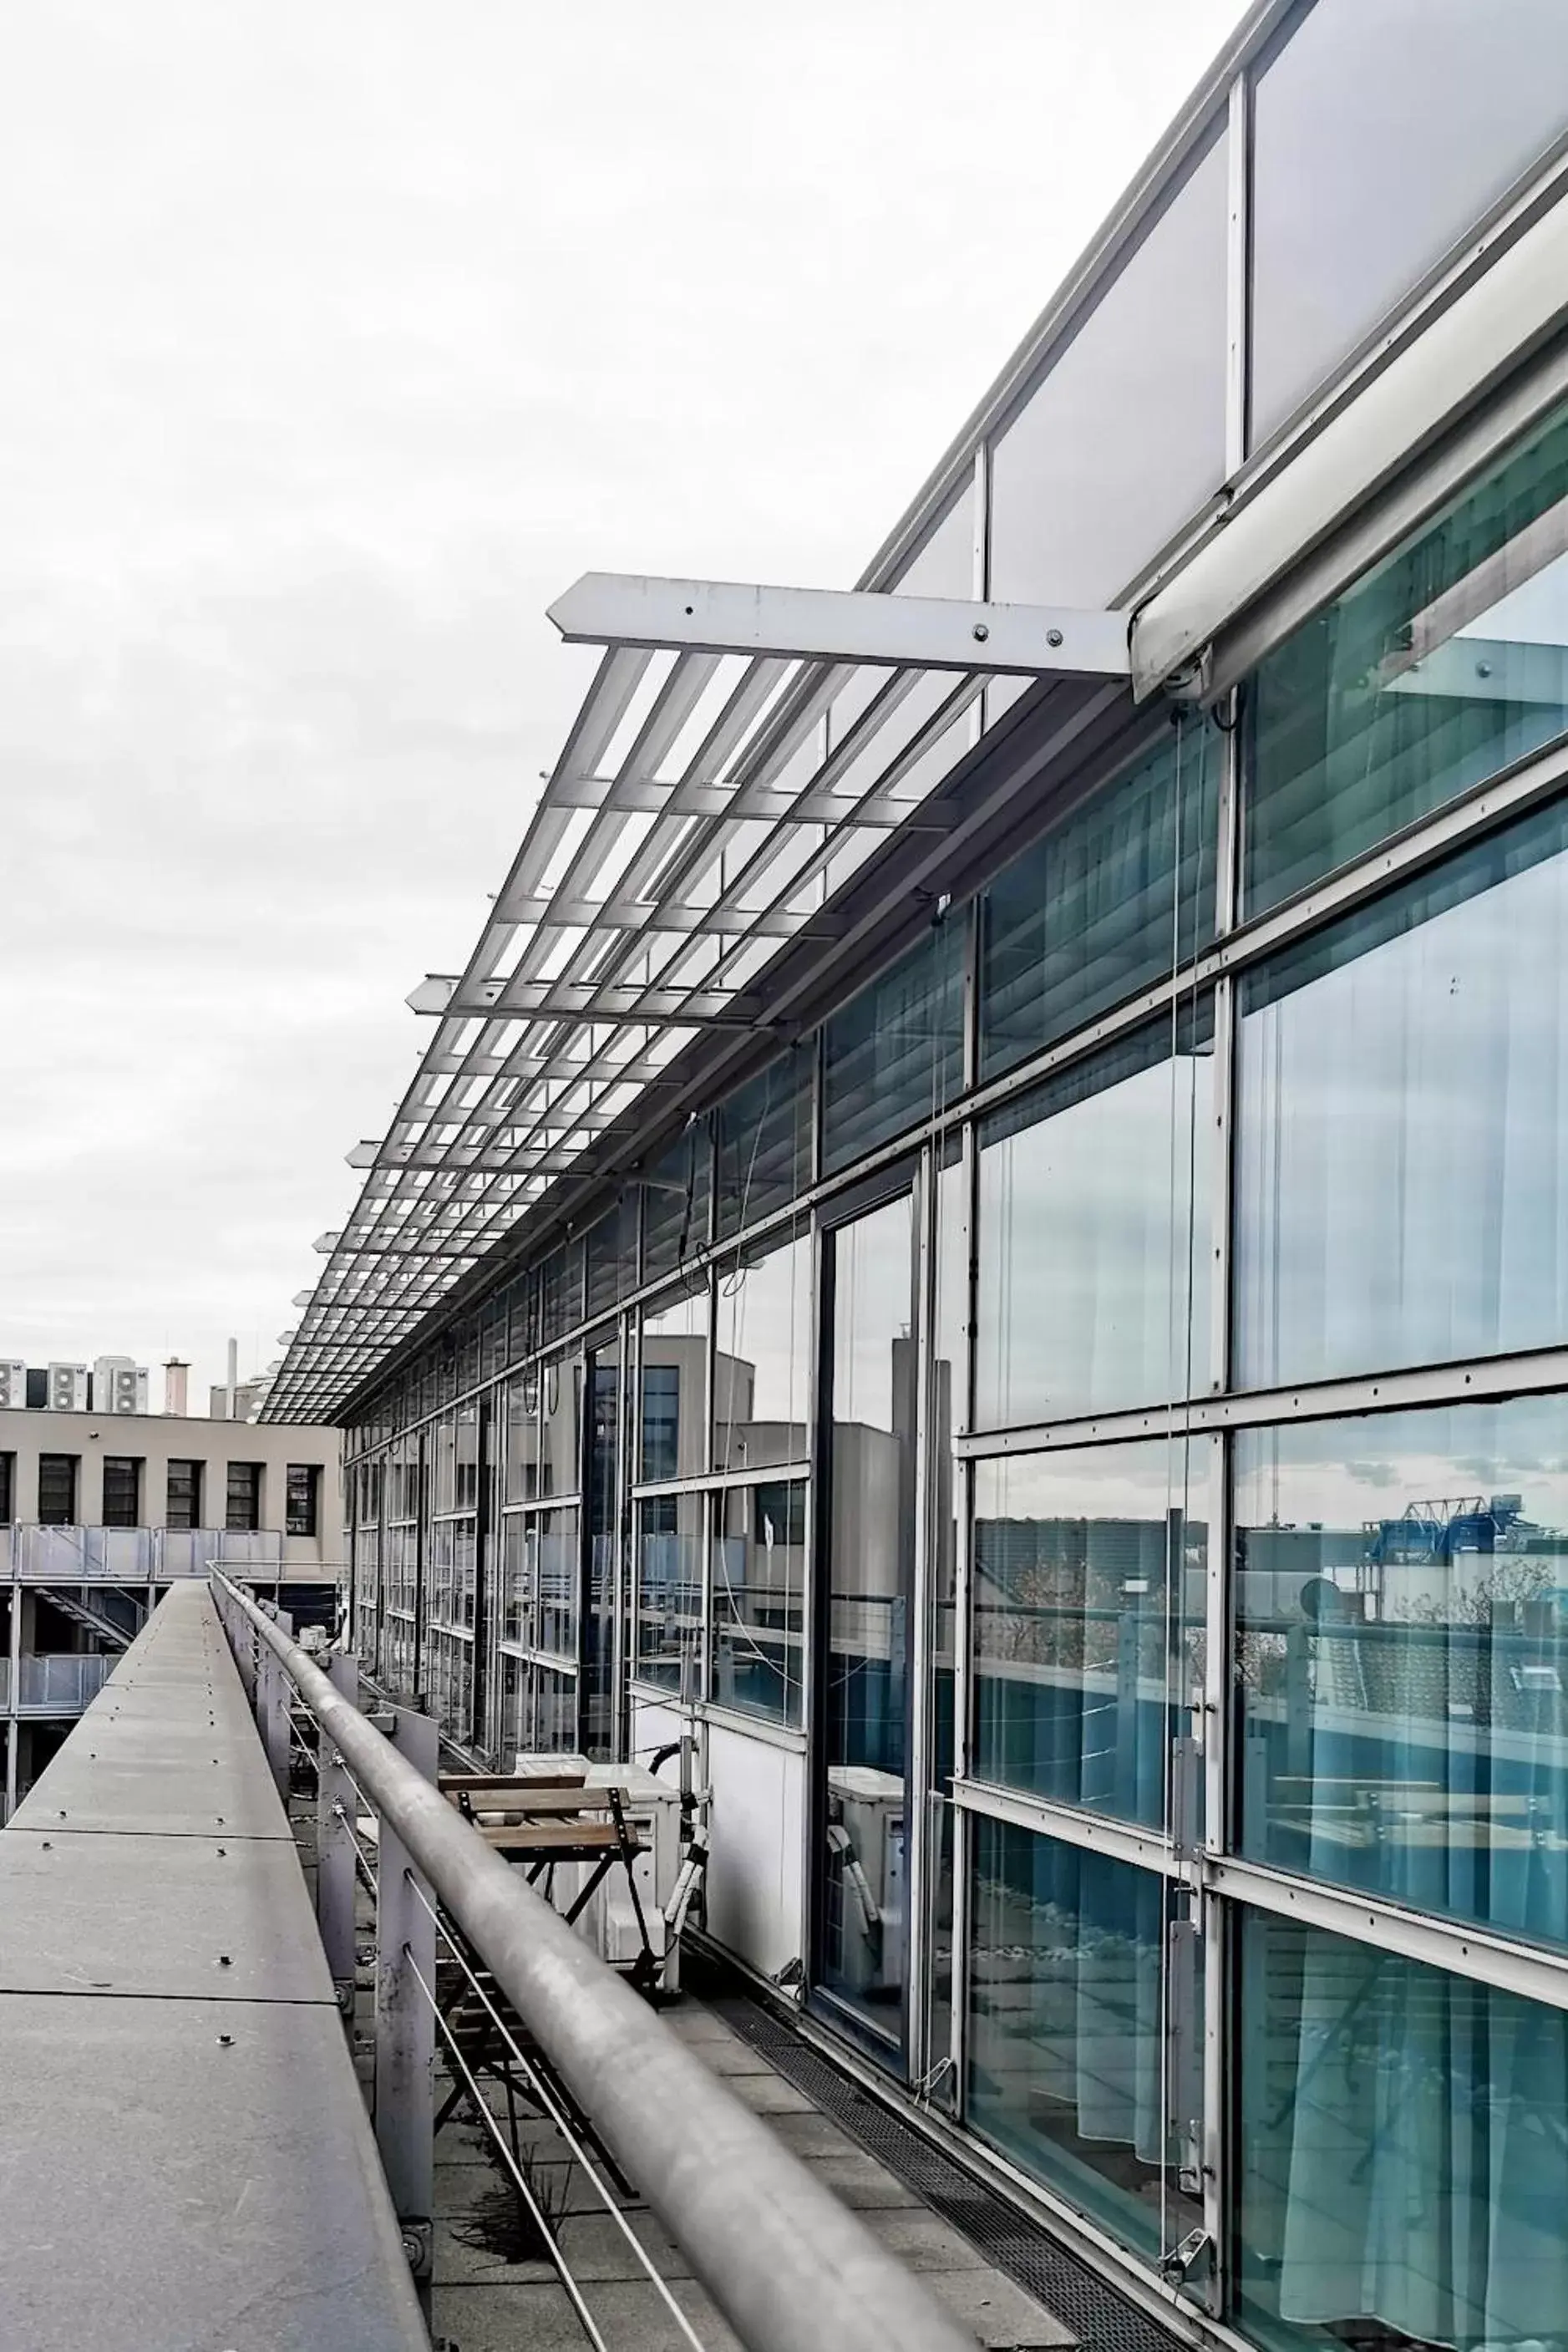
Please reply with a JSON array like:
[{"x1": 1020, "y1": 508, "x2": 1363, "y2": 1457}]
[
  {"x1": 267, "y1": 632, "x2": 995, "y2": 1422},
  {"x1": 714, "y1": 1996, "x2": 1185, "y2": 2352}
]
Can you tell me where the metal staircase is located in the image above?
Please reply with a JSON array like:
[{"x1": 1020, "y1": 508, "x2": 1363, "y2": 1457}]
[{"x1": 34, "y1": 1587, "x2": 144, "y2": 1653}]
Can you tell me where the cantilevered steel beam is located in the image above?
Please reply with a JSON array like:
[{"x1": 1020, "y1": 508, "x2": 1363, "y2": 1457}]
[{"x1": 548, "y1": 572, "x2": 1131, "y2": 679}]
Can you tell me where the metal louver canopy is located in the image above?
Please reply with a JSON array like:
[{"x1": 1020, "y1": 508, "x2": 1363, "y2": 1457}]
[{"x1": 265, "y1": 575, "x2": 1129, "y2": 1420}]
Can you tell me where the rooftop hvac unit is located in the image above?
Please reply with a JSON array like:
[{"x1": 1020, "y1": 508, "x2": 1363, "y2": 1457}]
[
  {"x1": 47, "y1": 1362, "x2": 89, "y2": 1413},
  {"x1": 0, "y1": 1359, "x2": 25, "y2": 1410},
  {"x1": 93, "y1": 1358, "x2": 149, "y2": 1415}
]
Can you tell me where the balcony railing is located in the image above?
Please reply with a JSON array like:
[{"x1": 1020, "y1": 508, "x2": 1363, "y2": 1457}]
[
  {"x1": 5, "y1": 1527, "x2": 287, "y2": 1582},
  {"x1": 9, "y1": 1654, "x2": 114, "y2": 1714}
]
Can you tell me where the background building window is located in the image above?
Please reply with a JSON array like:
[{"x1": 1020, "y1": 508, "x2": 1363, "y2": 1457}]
[
  {"x1": 286, "y1": 1463, "x2": 320, "y2": 1538},
  {"x1": 0, "y1": 1453, "x2": 13, "y2": 1524},
  {"x1": 38, "y1": 1454, "x2": 77, "y2": 1527},
  {"x1": 165, "y1": 1459, "x2": 202, "y2": 1532},
  {"x1": 226, "y1": 1462, "x2": 261, "y2": 1532},
  {"x1": 101, "y1": 1456, "x2": 141, "y2": 1529}
]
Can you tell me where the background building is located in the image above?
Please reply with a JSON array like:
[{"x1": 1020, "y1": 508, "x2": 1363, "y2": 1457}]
[
  {"x1": 265, "y1": 8, "x2": 1568, "y2": 2349},
  {"x1": 0, "y1": 1397, "x2": 341, "y2": 1816}
]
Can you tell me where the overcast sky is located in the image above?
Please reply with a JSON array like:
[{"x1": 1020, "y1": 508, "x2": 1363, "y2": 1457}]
[{"x1": 0, "y1": 0, "x2": 1249, "y2": 1412}]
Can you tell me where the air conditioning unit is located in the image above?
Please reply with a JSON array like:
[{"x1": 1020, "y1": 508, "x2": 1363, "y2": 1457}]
[
  {"x1": 47, "y1": 1362, "x2": 89, "y2": 1413},
  {"x1": 826, "y1": 1765, "x2": 906, "y2": 2002},
  {"x1": 93, "y1": 1357, "x2": 149, "y2": 1415},
  {"x1": 0, "y1": 1359, "x2": 26, "y2": 1410}
]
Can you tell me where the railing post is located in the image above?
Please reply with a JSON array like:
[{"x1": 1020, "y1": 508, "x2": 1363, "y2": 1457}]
[
  {"x1": 317, "y1": 1652, "x2": 361, "y2": 2014},
  {"x1": 257, "y1": 1607, "x2": 295, "y2": 1796},
  {"x1": 375, "y1": 1703, "x2": 438, "y2": 2286}
]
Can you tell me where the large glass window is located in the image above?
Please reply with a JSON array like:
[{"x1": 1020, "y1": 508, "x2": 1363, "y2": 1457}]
[
  {"x1": 641, "y1": 1123, "x2": 712, "y2": 1282},
  {"x1": 1236, "y1": 1910, "x2": 1568, "y2": 2352},
  {"x1": 976, "y1": 1005, "x2": 1213, "y2": 1429},
  {"x1": 972, "y1": 1438, "x2": 1210, "y2": 1831},
  {"x1": 713, "y1": 1232, "x2": 811, "y2": 1471},
  {"x1": 585, "y1": 1343, "x2": 622, "y2": 1757},
  {"x1": 539, "y1": 1356, "x2": 581, "y2": 1497},
  {"x1": 165, "y1": 1459, "x2": 201, "y2": 1532},
  {"x1": 500, "y1": 1505, "x2": 577, "y2": 1661},
  {"x1": 988, "y1": 119, "x2": 1228, "y2": 607},
  {"x1": 821, "y1": 1194, "x2": 916, "y2": 2037},
  {"x1": 633, "y1": 1491, "x2": 703, "y2": 1695},
  {"x1": 1247, "y1": 399, "x2": 1568, "y2": 915},
  {"x1": 967, "y1": 1820, "x2": 1193, "y2": 2260},
  {"x1": 101, "y1": 1456, "x2": 141, "y2": 1530},
  {"x1": 715, "y1": 1051, "x2": 810, "y2": 1238},
  {"x1": 1250, "y1": 0, "x2": 1568, "y2": 447},
  {"x1": 1236, "y1": 1400, "x2": 1568, "y2": 1948},
  {"x1": 821, "y1": 922, "x2": 966, "y2": 1173},
  {"x1": 503, "y1": 1371, "x2": 540, "y2": 1505},
  {"x1": 1235, "y1": 798, "x2": 1568, "y2": 1389},
  {"x1": 980, "y1": 722, "x2": 1217, "y2": 1082},
  {"x1": 712, "y1": 1478, "x2": 805, "y2": 1726},
  {"x1": 640, "y1": 1283, "x2": 708, "y2": 1481}
]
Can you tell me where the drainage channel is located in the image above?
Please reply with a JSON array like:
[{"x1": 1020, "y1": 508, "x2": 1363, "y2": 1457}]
[{"x1": 711, "y1": 1994, "x2": 1185, "y2": 2352}]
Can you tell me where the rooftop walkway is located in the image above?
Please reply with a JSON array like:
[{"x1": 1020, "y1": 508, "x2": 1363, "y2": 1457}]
[{"x1": 0, "y1": 1582, "x2": 426, "y2": 2351}]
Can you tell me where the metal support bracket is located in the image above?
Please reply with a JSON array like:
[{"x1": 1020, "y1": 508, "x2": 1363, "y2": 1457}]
[
  {"x1": 317, "y1": 1653, "x2": 362, "y2": 2013},
  {"x1": 547, "y1": 571, "x2": 1132, "y2": 679},
  {"x1": 375, "y1": 1704, "x2": 439, "y2": 2281}
]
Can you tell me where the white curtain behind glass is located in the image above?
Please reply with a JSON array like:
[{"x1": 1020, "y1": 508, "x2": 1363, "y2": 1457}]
[{"x1": 1236, "y1": 846, "x2": 1568, "y2": 1387}]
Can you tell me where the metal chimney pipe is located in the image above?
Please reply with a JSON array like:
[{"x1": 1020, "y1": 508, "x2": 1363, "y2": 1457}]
[
  {"x1": 226, "y1": 1337, "x2": 239, "y2": 1420},
  {"x1": 162, "y1": 1359, "x2": 189, "y2": 1417}
]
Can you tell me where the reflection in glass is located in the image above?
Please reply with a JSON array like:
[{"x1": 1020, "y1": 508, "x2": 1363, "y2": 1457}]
[
  {"x1": 976, "y1": 1007, "x2": 1212, "y2": 1428},
  {"x1": 821, "y1": 923, "x2": 966, "y2": 1174},
  {"x1": 1250, "y1": 0, "x2": 1568, "y2": 447},
  {"x1": 1235, "y1": 1400, "x2": 1568, "y2": 1948},
  {"x1": 821, "y1": 1195, "x2": 915, "y2": 2040},
  {"x1": 713, "y1": 1233, "x2": 810, "y2": 1471},
  {"x1": 711, "y1": 1479, "x2": 804, "y2": 1726},
  {"x1": 504, "y1": 1372, "x2": 540, "y2": 1504},
  {"x1": 454, "y1": 1404, "x2": 480, "y2": 1513},
  {"x1": 634, "y1": 1491, "x2": 703, "y2": 1695},
  {"x1": 641, "y1": 1124, "x2": 712, "y2": 1283},
  {"x1": 980, "y1": 723, "x2": 1217, "y2": 1082},
  {"x1": 989, "y1": 119, "x2": 1227, "y2": 607},
  {"x1": 539, "y1": 1356, "x2": 581, "y2": 1498},
  {"x1": 972, "y1": 1440, "x2": 1209, "y2": 1830},
  {"x1": 500, "y1": 1505, "x2": 578, "y2": 1660},
  {"x1": 1235, "y1": 799, "x2": 1568, "y2": 1388},
  {"x1": 640, "y1": 1283, "x2": 708, "y2": 1481},
  {"x1": 967, "y1": 1819, "x2": 1193, "y2": 2258},
  {"x1": 928, "y1": 1141, "x2": 966, "y2": 2095},
  {"x1": 1249, "y1": 399, "x2": 1568, "y2": 914},
  {"x1": 1236, "y1": 1909, "x2": 1568, "y2": 2352},
  {"x1": 585, "y1": 1344, "x2": 621, "y2": 1758},
  {"x1": 715, "y1": 1052, "x2": 810, "y2": 1238},
  {"x1": 499, "y1": 1653, "x2": 578, "y2": 1760}
]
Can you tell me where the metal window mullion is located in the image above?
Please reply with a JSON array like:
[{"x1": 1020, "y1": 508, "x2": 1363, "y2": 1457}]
[
  {"x1": 1208, "y1": 1852, "x2": 1568, "y2": 2014},
  {"x1": 1224, "y1": 67, "x2": 1251, "y2": 479},
  {"x1": 952, "y1": 1776, "x2": 1177, "y2": 1876},
  {"x1": 906, "y1": 1146, "x2": 936, "y2": 2085},
  {"x1": 957, "y1": 1339, "x2": 1568, "y2": 1456}
]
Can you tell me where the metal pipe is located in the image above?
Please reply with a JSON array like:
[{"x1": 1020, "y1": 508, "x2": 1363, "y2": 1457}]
[{"x1": 212, "y1": 1574, "x2": 975, "y2": 2352}]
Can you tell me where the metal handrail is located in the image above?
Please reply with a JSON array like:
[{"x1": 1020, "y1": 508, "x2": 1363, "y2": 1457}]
[{"x1": 211, "y1": 1572, "x2": 974, "y2": 2352}]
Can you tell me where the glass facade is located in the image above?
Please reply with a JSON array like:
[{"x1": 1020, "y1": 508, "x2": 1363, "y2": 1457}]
[{"x1": 334, "y1": 35, "x2": 1568, "y2": 2349}]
